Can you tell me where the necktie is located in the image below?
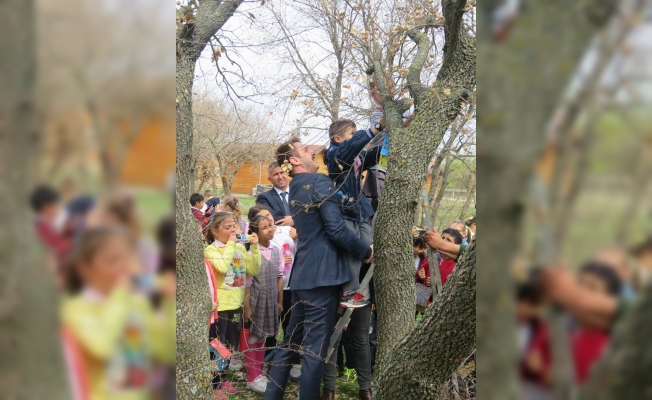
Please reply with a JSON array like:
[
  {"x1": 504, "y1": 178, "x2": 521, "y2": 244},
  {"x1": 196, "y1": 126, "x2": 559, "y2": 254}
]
[{"x1": 281, "y1": 191, "x2": 291, "y2": 216}]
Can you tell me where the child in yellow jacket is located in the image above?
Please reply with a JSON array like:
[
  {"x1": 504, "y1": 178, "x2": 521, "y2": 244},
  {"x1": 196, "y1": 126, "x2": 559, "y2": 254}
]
[
  {"x1": 61, "y1": 227, "x2": 175, "y2": 400},
  {"x1": 204, "y1": 212, "x2": 261, "y2": 395}
]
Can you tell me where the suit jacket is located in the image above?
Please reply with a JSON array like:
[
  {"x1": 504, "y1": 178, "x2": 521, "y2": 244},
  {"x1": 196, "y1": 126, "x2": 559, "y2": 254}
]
[
  {"x1": 256, "y1": 188, "x2": 288, "y2": 223},
  {"x1": 287, "y1": 173, "x2": 370, "y2": 290}
]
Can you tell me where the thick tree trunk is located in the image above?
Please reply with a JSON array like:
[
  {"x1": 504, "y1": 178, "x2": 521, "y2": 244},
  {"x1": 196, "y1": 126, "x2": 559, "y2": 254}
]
[
  {"x1": 176, "y1": 53, "x2": 214, "y2": 400},
  {"x1": 0, "y1": 0, "x2": 68, "y2": 397},
  {"x1": 175, "y1": 2, "x2": 244, "y2": 397},
  {"x1": 374, "y1": 242, "x2": 476, "y2": 399},
  {"x1": 476, "y1": 1, "x2": 612, "y2": 398},
  {"x1": 373, "y1": 0, "x2": 475, "y2": 371}
]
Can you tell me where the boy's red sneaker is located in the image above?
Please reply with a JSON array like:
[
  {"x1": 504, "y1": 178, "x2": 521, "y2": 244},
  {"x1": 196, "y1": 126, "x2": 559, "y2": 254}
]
[{"x1": 339, "y1": 292, "x2": 369, "y2": 308}]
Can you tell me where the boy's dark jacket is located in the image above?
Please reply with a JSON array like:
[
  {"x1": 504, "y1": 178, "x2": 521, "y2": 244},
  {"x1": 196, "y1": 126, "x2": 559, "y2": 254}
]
[{"x1": 324, "y1": 128, "x2": 380, "y2": 222}]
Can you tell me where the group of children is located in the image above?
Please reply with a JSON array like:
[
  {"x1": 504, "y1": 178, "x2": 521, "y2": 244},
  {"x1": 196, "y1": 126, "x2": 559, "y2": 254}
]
[
  {"x1": 200, "y1": 202, "x2": 298, "y2": 397},
  {"x1": 30, "y1": 183, "x2": 176, "y2": 400},
  {"x1": 516, "y1": 248, "x2": 638, "y2": 394},
  {"x1": 413, "y1": 215, "x2": 476, "y2": 315}
]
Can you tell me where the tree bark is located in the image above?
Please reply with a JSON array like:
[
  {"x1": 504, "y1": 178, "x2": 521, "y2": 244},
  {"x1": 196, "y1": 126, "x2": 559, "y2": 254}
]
[
  {"x1": 373, "y1": 0, "x2": 475, "y2": 371},
  {"x1": 374, "y1": 242, "x2": 476, "y2": 399},
  {"x1": 175, "y1": 1, "x2": 244, "y2": 398},
  {"x1": 476, "y1": 0, "x2": 609, "y2": 398},
  {"x1": 0, "y1": 0, "x2": 68, "y2": 397}
]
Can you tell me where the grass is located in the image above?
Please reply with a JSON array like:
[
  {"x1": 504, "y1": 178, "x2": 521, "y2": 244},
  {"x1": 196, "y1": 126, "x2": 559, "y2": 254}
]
[{"x1": 132, "y1": 188, "x2": 172, "y2": 238}]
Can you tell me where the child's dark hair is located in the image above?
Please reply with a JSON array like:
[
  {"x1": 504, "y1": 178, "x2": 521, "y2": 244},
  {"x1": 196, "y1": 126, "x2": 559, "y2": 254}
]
[
  {"x1": 324, "y1": 120, "x2": 357, "y2": 165},
  {"x1": 189, "y1": 193, "x2": 204, "y2": 206},
  {"x1": 204, "y1": 212, "x2": 238, "y2": 244},
  {"x1": 413, "y1": 236, "x2": 426, "y2": 249},
  {"x1": 105, "y1": 195, "x2": 140, "y2": 238},
  {"x1": 248, "y1": 214, "x2": 271, "y2": 235},
  {"x1": 30, "y1": 185, "x2": 60, "y2": 212},
  {"x1": 516, "y1": 268, "x2": 544, "y2": 304},
  {"x1": 441, "y1": 228, "x2": 463, "y2": 245},
  {"x1": 221, "y1": 195, "x2": 242, "y2": 218},
  {"x1": 328, "y1": 119, "x2": 356, "y2": 140},
  {"x1": 63, "y1": 226, "x2": 126, "y2": 294},
  {"x1": 156, "y1": 215, "x2": 176, "y2": 273},
  {"x1": 248, "y1": 204, "x2": 271, "y2": 222},
  {"x1": 579, "y1": 261, "x2": 622, "y2": 297}
]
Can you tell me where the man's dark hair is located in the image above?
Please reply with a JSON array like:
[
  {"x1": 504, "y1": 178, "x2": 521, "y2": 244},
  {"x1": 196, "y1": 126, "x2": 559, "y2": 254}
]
[
  {"x1": 275, "y1": 137, "x2": 302, "y2": 175},
  {"x1": 441, "y1": 228, "x2": 463, "y2": 245},
  {"x1": 30, "y1": 185, "x2": 60, "y2": 212},
  {"x1": 189, "y1": 193, "x2": 204, "y2": 206},
  {"x1": 579, "y1": 261, "x2": 622, "y2": 297},
  {"x1": 328, "y1": 119, "x2": 356, "y2": 140},
  {"x1": 268, "y1": 161, "x2": 280, "y2": 172}
]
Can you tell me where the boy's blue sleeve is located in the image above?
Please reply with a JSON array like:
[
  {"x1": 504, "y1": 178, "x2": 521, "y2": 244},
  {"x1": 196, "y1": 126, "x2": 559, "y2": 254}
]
[{"x1": 329, "y1": 129, "x2": 375, "y2": 169}]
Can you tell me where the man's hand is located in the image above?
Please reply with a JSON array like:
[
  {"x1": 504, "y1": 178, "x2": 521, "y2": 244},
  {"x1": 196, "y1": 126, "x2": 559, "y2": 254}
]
[{"x1": 276, "y1": 216, "x2": 294, "y2": 227}]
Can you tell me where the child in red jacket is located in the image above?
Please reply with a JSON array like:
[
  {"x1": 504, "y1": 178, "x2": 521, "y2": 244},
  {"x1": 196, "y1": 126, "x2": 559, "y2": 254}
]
[{"x1": 571, "y1": 261, "x2": 621, "y2": 384}]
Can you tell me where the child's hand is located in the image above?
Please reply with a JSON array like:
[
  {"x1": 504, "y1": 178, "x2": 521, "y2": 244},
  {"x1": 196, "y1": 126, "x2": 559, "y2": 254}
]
[
  {"x1": 418, "y1": 268, "x2": 426, "y2": 280},
  {"x1": 249, "y1": 233, "x2": 259, "y2": 246},
  {"x1": 289, "y1": 227, "x2": 297, "y2": 241},
  {"x1": 525, "y1": 349, "x2": 543, "y2": 373},
  {"x1": 278, "y1": 302, "x2": 283, "y2": 316},
  {"x1": 160, "y1": 273, "x2": 176, "y2": 298},
  {"x1": 212, "y1": 301, "x2": 218, "y2": 311},
  {"x1": 228, "y1": 232, "x2": 237, "y2": 243},
  {"x1": 363, "y1": 244, "x2": 373, "y2": 264},
  {"x1": 425, "y1": 277, "x2": 431, "y2": 287},
  {"x1": 283, "y1": 254, "x2": 292, "y2": 264},
  {"x1": 243, "y1": 307, "x2": 252, "y2": 323}
]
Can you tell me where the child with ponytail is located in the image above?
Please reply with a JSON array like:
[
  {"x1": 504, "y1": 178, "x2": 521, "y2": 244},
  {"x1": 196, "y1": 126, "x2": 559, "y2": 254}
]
[{"x1": 242, "y1": 214, "x2": 284, "y2": 393}]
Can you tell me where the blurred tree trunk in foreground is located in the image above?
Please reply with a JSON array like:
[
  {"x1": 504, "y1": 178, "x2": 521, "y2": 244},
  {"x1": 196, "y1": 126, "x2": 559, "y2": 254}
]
[
  {"x1": 0, "y1": 0, "x2": 68, "y2": 397},
  {"x1": 476, "y1": 0, "x2": 616, "y2": 398}
]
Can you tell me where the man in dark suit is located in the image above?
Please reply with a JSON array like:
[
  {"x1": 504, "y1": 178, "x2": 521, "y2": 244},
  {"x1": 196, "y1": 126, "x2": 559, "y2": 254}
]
[
  {"x1": 256, "y1": 162, "x2": 294, "y2": 226},
  {"x1": 264, "y1": 138, "x2": 373, "y2": 400}
]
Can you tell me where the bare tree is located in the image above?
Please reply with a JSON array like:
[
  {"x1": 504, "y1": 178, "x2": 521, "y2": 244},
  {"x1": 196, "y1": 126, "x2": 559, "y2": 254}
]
[
  {"x1": 38, "y1": 0, "x2": 173, "y2": 190},
  {"x1": 193, "y1": 96, "x2": 276, "y2": 195},
  {"x1": 366, "y1": 0, "x2": 476, "y2": 393},
  {"x1": 176, "y1": 1, "x2": 245, "y2": 398}
]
